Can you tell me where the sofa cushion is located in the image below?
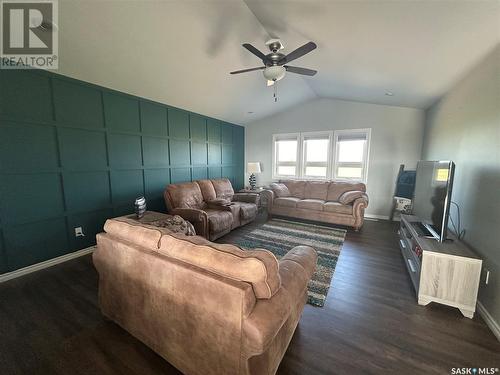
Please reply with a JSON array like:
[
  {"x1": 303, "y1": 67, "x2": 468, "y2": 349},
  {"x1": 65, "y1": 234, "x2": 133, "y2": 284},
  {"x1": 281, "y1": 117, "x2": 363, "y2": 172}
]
[
  {"x1": 166, "y1": 182, "x2": 205, "y2": 209},
  {"x1": 158, "y1": 232, "x2": 281, "y2": 299},
  {"x1": 269, "y1": 183, "x2": 290, "y2": 198},
  {"x1": 196, "y1": 179, "x2": 217, "y2": 201},
  {"x1": 323, "y1": 201, "x2": 353, "y2": 215},
  {"x1": 338, "y1": 190, "x2": 366, "y2": 205},
  {"x1": 274, "y1": 197, "x2": 301, "y2": 208},
  {"x1": 205, "y1": 209, "x2": 233, "y2": 233},
  {"x1": 281, "y1": 180, "x2": 306, "y2": 199},
  {"x1": 326, "y1": 181, "x2": 366, "y2": 201},
  {"x1": 304, "y1": 181, "x2": 329, "y2": 200},
  {"x1": 212, "y1": 178, "x2": 235, "y2": 200},
  {"x1": 235, "y1": 202, "x2": 258, "y2": 220},
  {"x1": 296, "y1": 199, "x2": 325, "y2": 211}
]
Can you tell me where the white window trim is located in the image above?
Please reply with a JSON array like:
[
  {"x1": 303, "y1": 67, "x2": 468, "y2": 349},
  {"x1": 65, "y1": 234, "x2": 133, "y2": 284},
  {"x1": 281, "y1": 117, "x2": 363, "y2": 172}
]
[
  {"x1": 272, "y1": 133, "x2": 300, "y2": 179},
  {"x1": 301, "y1": 131, "x2": 332, "y2": 180},
  {"x1": 332, "y1": 128, "x2": 371, "y2": 183},
  {"x1": 271, "y1": 128, "x2": 371, "y2": 183}
]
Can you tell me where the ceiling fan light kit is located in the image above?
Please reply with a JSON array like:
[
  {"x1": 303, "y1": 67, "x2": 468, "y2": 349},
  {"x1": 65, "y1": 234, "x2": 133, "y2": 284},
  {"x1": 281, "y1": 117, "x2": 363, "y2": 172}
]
[
  {"x1": 230, "y1": 39, "x2": 317, "y2": 102},
  {"x1": 263, "y1": 66, "x2": 286, "y2": 82}
]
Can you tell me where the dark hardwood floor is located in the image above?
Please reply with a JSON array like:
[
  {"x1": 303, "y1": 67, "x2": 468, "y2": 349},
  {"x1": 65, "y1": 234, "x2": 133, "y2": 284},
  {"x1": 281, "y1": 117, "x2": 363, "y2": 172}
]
[{"x1": 1, "y1": 217, "x2": 499, "y2": 374}]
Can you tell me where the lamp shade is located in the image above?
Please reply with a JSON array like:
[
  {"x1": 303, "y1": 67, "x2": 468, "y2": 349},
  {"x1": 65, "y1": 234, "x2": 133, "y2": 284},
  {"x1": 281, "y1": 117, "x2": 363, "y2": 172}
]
[{"x1": 247, "y1": 162, "x2": 261, "y2": 174}]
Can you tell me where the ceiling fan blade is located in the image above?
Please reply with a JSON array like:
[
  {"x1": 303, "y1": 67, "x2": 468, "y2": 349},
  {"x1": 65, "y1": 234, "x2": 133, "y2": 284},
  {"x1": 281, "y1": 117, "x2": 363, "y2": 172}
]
[
  {"x1": 267, "y1": 80, "x2": 275, "y2": 86},
  {"x1": 230, "y1": 66, "x2": 265, "y2": 74},
  {"x1": 279, "y1": 42, "x2": 317, "y2": 64},
  {"x1": 242, "y1": 43, "x2": 268, "y2": 62},
  {"x1": 284, "y1": 66, "x2": 317, "y2": 76}
]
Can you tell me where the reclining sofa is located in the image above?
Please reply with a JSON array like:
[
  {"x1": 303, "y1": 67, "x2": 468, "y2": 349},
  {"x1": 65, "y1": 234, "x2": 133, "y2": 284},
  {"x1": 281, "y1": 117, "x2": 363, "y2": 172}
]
[
  {"x1": 164, "y1": 178, "x2": 258, "y2": 240},
  {"x1": 93, "y1": 215, "x2": 317, "y2": 375}
]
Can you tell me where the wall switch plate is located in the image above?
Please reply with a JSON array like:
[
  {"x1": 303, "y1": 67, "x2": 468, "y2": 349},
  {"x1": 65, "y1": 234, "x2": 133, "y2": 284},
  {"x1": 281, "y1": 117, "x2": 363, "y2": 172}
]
[{"x1": 74, "y1": 227, "x2": 85, "y2": 237}]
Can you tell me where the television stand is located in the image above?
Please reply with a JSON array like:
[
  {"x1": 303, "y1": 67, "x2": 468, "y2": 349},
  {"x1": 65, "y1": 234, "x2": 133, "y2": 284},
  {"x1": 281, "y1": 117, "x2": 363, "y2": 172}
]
[{"x1": 398, "y1": 214, "x2": 482, "y2": 318}]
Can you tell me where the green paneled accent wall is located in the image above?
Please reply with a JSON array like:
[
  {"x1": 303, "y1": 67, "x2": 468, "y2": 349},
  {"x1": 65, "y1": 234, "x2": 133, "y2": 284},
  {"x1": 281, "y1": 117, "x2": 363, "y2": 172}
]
[{"x1": 0, "y1": 69, "x2": 244, "y2": 273}]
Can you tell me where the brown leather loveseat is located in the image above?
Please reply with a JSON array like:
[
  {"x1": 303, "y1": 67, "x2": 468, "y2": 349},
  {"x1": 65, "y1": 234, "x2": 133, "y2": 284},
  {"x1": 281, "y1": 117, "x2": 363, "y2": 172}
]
[
  {"x1": 94, "y1": 215, "x2": 317, "y2": 375},
  {"x1": 164, "y1": 178, "x2": 258, "y2": 241}
]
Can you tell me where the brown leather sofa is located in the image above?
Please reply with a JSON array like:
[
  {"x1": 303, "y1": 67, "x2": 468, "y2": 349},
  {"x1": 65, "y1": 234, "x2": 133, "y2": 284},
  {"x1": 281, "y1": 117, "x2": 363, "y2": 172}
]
[
  {"x1": 93, "y1": 215, "x2": 317, "y2": 375},
  {"x1": 164, "y1": 178, "x2": 259, "y2": 241},
  {"x1": 264, "y1": 180, "x2": 369, "y2": 230}
]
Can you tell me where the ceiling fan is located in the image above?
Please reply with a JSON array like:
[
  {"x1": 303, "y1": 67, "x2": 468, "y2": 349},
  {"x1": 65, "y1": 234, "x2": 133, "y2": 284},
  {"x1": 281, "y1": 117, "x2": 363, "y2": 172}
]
[{"x1": 230, "y1": 39, "x2": 317, "y2": 100}]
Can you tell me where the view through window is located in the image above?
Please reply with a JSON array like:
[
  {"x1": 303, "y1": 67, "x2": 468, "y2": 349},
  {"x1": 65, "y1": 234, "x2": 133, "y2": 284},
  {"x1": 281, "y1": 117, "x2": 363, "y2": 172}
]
[{"x1": 272, "y1": 129, "x2": 370, "y2": 181}]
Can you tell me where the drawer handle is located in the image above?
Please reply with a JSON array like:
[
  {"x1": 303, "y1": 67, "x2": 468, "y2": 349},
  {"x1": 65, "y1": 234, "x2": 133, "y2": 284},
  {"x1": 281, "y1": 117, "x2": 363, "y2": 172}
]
[{"x1": 407, "y1": 259, "x2": 416, "y2": 273}]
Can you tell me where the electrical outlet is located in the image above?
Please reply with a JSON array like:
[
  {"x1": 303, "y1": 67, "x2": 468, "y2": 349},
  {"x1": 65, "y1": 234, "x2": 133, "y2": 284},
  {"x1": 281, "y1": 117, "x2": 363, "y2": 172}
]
[{"x1": 74, "y1": 227, "x2": 85, "y2": 237}]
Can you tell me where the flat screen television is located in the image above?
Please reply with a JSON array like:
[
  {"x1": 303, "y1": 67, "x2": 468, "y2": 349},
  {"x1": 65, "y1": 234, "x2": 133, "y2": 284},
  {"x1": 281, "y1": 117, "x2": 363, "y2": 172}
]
[{"x1": 412, "y1": 160, "x2": 455, "y2": 242}]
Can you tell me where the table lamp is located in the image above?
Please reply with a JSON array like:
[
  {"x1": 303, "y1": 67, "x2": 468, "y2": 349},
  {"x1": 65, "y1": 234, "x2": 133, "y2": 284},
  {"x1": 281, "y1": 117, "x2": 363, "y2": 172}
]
[{"x1": 247, "y1": 162, "x2": 261, "y2": 190}]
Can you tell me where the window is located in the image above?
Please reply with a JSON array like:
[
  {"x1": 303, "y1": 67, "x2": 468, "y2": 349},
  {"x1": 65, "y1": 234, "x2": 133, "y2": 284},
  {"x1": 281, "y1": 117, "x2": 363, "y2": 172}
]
[
  {"x1": 272, "y1": 129, "x2": 370, "y2": 182},
  {"x1": 273, "y1": 133, "x2": 299, "y2": 178},
  {"x1": 302, "y1": 133, "x2": 331, "y2": 178},
  {"x1": 333, "y1": 130, "x2": 370, "y2": 182}
]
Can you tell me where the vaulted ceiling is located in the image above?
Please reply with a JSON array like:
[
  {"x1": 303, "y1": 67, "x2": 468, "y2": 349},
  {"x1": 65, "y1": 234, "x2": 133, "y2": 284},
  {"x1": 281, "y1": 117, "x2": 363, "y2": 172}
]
[{"x1": 57, "y1": 0, "x2": 499, "y2": 124}]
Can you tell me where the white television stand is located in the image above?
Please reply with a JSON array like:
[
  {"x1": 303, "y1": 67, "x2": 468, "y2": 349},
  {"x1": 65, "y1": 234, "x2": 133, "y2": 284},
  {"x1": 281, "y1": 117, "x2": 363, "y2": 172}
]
[{"x1": 398, "y1": 214, "x2": 482, "y2": 318}]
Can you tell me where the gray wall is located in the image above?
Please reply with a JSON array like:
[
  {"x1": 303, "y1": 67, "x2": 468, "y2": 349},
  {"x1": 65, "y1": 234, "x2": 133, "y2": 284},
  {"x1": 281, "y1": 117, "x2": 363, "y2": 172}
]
[
  {"x1": 422, "y1": 45, "x2": 500, "y2": 323},
  {"x1": 245, "y1": 98, "x2": 425, "y2": 218}
]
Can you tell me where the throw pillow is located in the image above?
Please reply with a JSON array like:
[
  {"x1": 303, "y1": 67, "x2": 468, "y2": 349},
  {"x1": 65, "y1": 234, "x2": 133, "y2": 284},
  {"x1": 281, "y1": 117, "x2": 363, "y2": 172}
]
[
  {"x1": 270, "y1": 183, "x2": 291, "y2": 198},
  {"x1": 338, "y1": 190, "x2": 367, "y2": 205}
]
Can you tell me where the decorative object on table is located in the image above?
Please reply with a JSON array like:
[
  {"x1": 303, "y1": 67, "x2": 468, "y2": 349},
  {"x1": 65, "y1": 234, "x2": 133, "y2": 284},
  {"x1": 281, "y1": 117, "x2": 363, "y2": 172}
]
[
  {"x1": 228, "y1": 218, "x2": 346, "y2": 307},
  {"x1": 247, "y1": 162, "x2": 261, "y2": 190},
  {"x1": 150, "y1": 215, "x2": 196, "y2": 236},
  {"x1": 134, "y1": 196, "x2": 146, "y2": 219},
  {"x1": 126, "y1": 211, "x2": 196, "y2": 236}
]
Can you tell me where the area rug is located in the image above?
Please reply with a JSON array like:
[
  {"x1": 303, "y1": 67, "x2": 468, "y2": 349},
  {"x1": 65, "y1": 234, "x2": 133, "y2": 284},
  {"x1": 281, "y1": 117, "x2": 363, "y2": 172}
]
[{"x1": 230, "y1": 218, "x2": 346, "y2": 307}]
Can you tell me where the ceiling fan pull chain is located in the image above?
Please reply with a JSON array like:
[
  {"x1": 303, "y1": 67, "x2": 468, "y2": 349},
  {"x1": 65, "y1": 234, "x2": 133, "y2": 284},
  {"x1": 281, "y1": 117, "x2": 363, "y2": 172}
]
[{"x1": 274, "y1": 81, "x2": 278, "y2": 102}]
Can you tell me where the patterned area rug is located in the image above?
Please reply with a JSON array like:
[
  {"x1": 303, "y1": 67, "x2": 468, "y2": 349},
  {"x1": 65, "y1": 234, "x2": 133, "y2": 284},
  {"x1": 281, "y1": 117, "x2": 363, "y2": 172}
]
[{"x1": 230, "y1": 218, "x2": 346, "y2": 307}]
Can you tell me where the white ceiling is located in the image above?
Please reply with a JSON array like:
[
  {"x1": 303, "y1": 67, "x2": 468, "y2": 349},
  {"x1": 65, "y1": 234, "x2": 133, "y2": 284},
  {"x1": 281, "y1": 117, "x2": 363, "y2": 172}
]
[{"x1": 57, "y1": 0, "x2": 500, "y2": 125}]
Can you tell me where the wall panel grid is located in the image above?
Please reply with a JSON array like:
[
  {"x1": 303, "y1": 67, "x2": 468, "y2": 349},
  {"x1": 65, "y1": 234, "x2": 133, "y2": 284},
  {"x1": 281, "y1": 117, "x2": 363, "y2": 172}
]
[{"x1": 0, "y1": 69, "x2": 244, "y2": 272}]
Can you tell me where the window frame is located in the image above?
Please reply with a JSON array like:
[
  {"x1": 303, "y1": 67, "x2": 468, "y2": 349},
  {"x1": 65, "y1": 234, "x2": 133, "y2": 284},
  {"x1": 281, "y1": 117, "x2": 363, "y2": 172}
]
[
  {"x1": 300, "y1": 131, "x2": 332, "y2": 180},
  {"x1": 331, "y1": 128, "x2": 371, "y2": 183},
  {"x1": 272, "y1": 133, "x2": 301, "y2": 179},
  {"x1": 271, "y1": 128, "x2": 371, "y2": 183}
]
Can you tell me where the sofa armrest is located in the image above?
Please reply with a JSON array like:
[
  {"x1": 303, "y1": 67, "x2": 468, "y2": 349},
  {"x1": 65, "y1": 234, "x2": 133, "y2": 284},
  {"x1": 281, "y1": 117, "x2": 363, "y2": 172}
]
[
  {"x1": 242, "y1": 246, "x2": 316, "y2": 355},
  {"x1": 260, "y1": 189, "x2": 274, "y2": 210},
  {"x1": 352, "y1": 195, "x2": 369, "y2": 230},
  {"x1": 232, "y1": 193, "x2": 259, "y2": 205},
  {"x1": 279, "y1": 245, "x2": 317, "y2": 279},
  {"x1": 353, "y1": 194, "x2": 369, "y2": 207},
  {"x1": 170, "y1": 208, "x2": 208, "y2": 238}
]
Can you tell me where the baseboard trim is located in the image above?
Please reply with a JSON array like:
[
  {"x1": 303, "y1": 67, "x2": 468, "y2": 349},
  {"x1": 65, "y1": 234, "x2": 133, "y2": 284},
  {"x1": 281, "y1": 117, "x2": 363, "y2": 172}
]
[
  {"x1": 365, "y1": 214, "x2": 390, "y2": 221},
  {"x1": 0, "y1": 246, "x2": 95, "y2": 283},
  {"x1": 477, "y1": 301, "x2": 500, "y2": 342}
]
